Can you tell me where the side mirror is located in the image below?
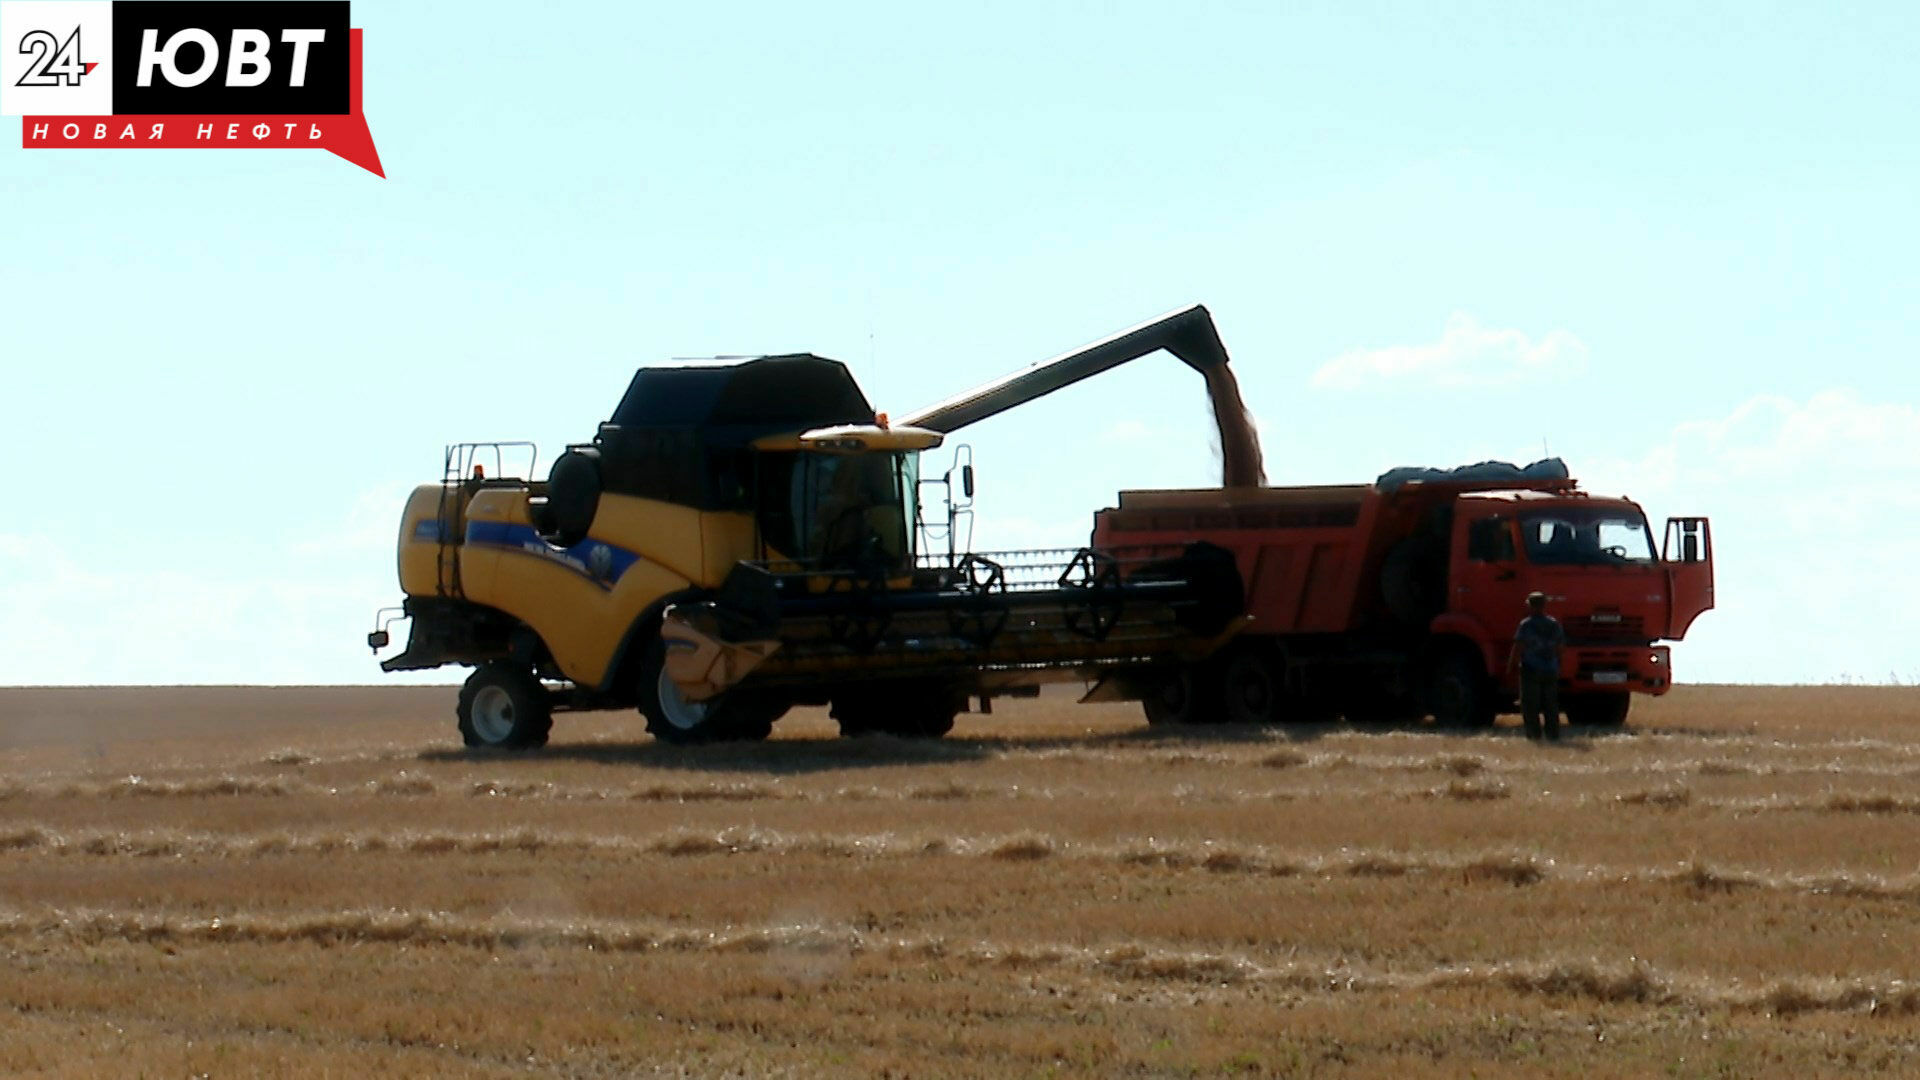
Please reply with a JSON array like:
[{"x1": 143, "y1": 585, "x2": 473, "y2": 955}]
[
  {"x1": 961, "y1": 465, "x2": 975, "y2": 499},
  {"x1": 367, "y1": 629, "x2": 390, "y2": 651}
]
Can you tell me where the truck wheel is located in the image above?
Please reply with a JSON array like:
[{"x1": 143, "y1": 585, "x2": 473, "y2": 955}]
[
  {"x1": 1224, "y1": 650, "x2": 1285, "y2": 724},
  {"x1": 1428, "y1": 654, "x2": 1495, "y2": 729},
  {"x1": 638, "y1": 640, "x2": 781, "y2": 744},
  {"x1": 457, "y1": 664, "x2": 553, "y2": 750},
  {"x1": 1142, "y1": 661, "x2": 1225, "y2": 726},
  {"x1": 1564, "y1": 692, "x2": 1631, "y2": 728}
]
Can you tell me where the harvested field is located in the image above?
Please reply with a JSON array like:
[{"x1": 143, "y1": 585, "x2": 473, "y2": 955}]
[{"x1": 4, "y1": 685, "x2": 1920, "y2": 1076}]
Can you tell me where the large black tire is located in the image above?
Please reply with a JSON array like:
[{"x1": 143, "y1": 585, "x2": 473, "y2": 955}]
[
  {"x1": 1142, "y1": 660, "x2": 1227, "y2": 726},
  {"x1": 1427, "y1": 652, "x2": 1495, "y2": 729},
  {"x1": 457, "y1": 664, "x2": 553, "y2": 750},
  {"x1": 1223, "y1": 649, "x2": 1286, "y2": 724},
  {"x1": 832, "y1": 682, "x2": 960, "y2": 739},
  {"x1": 542, "y1": 448, "x2": 602, "y2": 547},
  {"x1": 1564, "y1": 691, "x2": 1631, "y2": 729},
  {"x1": 637, "y1": 639, "x2": 786, "y2": 744}
]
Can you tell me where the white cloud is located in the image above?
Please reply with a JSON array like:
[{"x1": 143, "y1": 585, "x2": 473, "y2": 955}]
[
  {"x1": 1312, "y1": 313, "x2": 1589, "y2": 390},
  {"x1": 1585, "y1": 390, "x2": 1920, "y2": 509},
  {"x1": 1580, "y1": 389, "x2": 1920, "y2": 685},
  {"x1": 0, "y1": 510, "x2": 438, "y2": 686}
]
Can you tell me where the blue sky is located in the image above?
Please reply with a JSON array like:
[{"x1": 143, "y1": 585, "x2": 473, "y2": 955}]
[{"x1": 3, "y1": 1, "x2": 1916, "y2": 685}]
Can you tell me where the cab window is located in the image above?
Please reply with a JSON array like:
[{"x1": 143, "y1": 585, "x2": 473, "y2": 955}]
[
  {"x1": 1522, "y1": 509, "x2": 1656, "y2": 565},
  {"x1": 1467, "y1": 517, "x2": 1515, "y2": 562}
]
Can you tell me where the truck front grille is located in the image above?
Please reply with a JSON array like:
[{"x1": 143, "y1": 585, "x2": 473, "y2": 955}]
[{"x1": 1565, "y1": 614, "x2": 1647, "y2": 642}]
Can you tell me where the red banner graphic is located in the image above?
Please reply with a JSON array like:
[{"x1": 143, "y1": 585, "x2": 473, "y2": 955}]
[{"x1": 19, "y1": 28, "x2": 381, "y2": 176}]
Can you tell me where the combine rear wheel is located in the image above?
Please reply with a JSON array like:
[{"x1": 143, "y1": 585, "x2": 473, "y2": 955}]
[
  {"x1": 1564, "y1": 692, "x2": 1630, "y2": 729},
  {"x1": 457, "y1": 664, "x2": 553, "y2": 750}
]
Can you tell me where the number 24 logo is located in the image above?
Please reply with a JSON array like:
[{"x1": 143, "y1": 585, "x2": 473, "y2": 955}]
[{"x1": 16, "y1": 28, "x2": 88, "y2": 87}]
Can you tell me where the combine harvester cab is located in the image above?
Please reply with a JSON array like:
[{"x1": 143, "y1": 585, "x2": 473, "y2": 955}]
[
  {"x1": 370, "y1": 314, "x2": 1251, "y2": 750},
  {"x1": 1092, "y1": 464, "x2": 1714, "y2": 731}
]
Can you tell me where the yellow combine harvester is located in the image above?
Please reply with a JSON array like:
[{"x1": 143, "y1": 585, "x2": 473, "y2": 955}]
[{"x1": 368, "y1": 308, "x2": 1247, "y2": 748}]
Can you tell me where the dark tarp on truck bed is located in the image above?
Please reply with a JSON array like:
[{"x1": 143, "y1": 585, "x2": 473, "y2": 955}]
[{"x1": 1373, "y1": 457, "x2": 1569, "y2": 493}]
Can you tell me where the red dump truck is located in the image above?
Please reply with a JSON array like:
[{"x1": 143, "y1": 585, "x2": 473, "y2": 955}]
[{"x1": 1092, "y1": 465, "x2": 1714, "y2": 729}]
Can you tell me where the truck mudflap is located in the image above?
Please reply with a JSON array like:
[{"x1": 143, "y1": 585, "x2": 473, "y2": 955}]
[{"x1": 1566, "y1": 644, "x2": 1671, "y2": 695}]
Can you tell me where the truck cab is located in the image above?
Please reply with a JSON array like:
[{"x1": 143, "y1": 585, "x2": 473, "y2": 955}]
[{"x1": 1441, "y1": 490, "x2": 1714, "y2": 718}]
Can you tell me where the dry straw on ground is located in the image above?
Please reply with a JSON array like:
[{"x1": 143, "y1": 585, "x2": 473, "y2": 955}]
[{"x1": 3, "y1": 683, "x2": 1920, "y2": 1077}]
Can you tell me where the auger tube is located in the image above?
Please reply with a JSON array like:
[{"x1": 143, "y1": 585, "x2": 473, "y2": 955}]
[{"x1": 898, "y1": 304, "x2": 1232, "y2": 434}]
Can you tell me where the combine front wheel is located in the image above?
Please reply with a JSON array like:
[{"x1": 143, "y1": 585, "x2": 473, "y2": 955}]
[
  {"x1": 457, "y1": 664, "x2": 553, "y2": 750},
  {"x1": 639, "y1": 641, "x2": 782, "y2": 744}
]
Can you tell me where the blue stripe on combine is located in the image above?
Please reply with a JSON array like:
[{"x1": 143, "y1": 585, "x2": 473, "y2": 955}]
[{"x1": 461, "y1": 521, "x2": 641, "y2": 589}]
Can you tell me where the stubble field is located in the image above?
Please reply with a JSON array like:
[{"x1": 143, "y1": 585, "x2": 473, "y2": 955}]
[{"x1": 3, "y1": 683, "x2": 1920, "y2": 1077}]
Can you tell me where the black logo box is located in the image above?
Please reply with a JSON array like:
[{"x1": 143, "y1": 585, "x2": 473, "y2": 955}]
[{"x1": 110, "y1": 1, "x2": 349, "y2": 115}]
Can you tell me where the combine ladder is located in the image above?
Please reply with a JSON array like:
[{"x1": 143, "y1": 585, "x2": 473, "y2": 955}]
[{"x1": 432, "y1": 441, "x2": 538, "y2": 599}]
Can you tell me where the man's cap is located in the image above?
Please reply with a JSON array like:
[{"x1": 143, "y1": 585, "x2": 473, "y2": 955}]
[{"x1": 1527, "y1": 591, "x2": 1548, "y2": 605}]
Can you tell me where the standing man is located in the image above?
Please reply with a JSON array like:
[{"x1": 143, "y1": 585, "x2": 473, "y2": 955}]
[{"x1": 1507, "y1": 591, "x2": 1565, "y2": 741}]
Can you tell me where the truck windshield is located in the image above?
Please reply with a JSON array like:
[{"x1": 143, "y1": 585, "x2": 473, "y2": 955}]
[{"x1": 1521, "y1": 507, "x2": 1656, "y2": 566}]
